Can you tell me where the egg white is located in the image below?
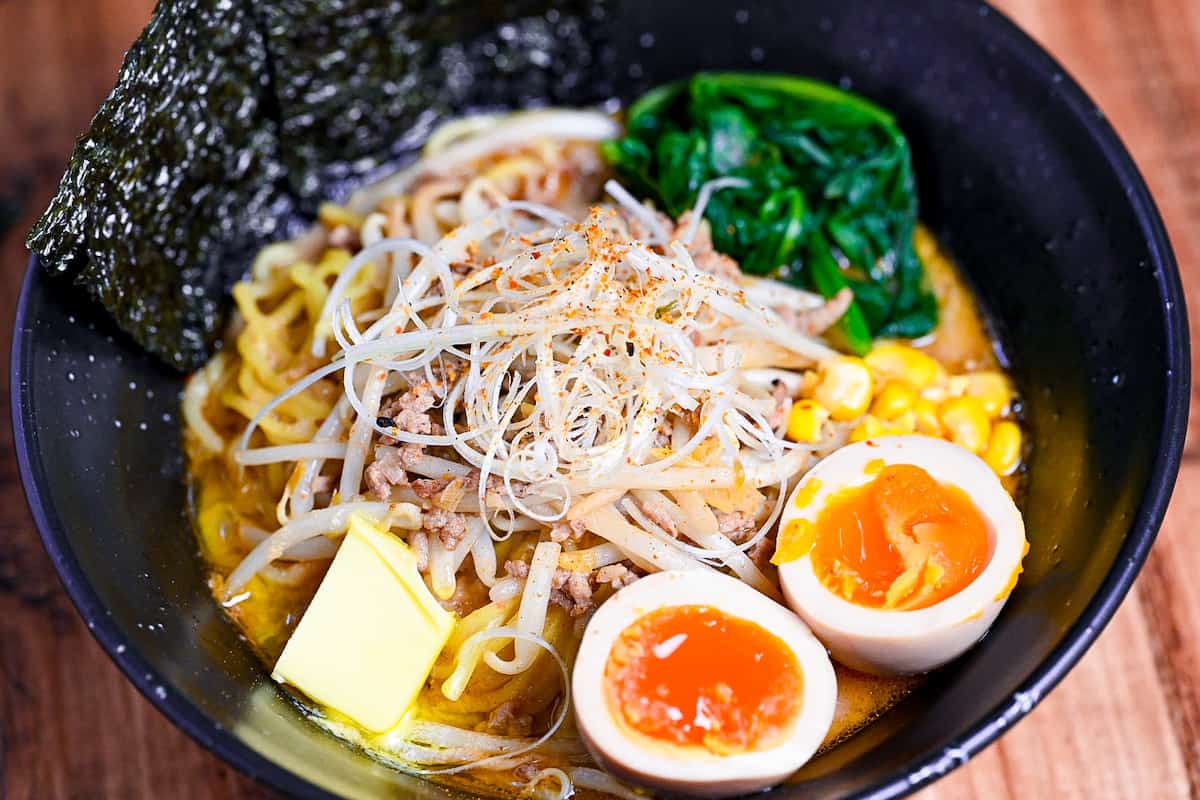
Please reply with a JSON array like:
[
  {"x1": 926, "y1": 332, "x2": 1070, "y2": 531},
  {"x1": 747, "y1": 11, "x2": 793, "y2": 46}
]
[
  {"x1": 776, "y1": 435, "x2": 1027, "y2": 675},
  {"x1": 572, "y1": 570, "x2": 837, "y2": 798}
]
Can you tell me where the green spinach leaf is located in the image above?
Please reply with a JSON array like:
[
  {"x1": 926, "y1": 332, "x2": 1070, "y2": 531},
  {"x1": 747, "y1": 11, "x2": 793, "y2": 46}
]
[{"x1": 603, "y1": 72, "x2": 937, "y2": 353}]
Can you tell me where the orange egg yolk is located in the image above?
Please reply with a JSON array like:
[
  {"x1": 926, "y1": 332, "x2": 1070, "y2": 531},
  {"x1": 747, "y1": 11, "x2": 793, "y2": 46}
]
[
  {"x1": 603, "y1": 605, "x2": 802, "y2": 755},
  {"x1": 809, "y1": 464, "x2": 990, "y2": 610}
]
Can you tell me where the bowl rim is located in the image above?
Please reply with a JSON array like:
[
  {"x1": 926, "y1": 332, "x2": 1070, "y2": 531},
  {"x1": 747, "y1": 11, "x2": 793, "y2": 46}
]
[{"x1": 11, "y1": 1, "x2": 1190, "y2": 798}]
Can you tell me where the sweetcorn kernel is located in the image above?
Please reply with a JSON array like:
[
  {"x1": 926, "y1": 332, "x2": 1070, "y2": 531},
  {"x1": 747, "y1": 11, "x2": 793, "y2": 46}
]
[
  {"x1": 849, "y1": 415, "x2": 887, "y2": 442},
  {"x1": 915, "y1": 398, "x2": 942, "y2": 436},
  {"x1": 940, "y1": 396, "x2": 991, "y2": 453},
  {"x1": 946, "y1": 375, "x2": 970, "y2": 398},
  {"x1": 799, "y1": 369, "x2": 821, "y2": 397},
  {"x1": 964, "y1": 371, "x2": 1013, "y2": 418},
  {"x1": 787, "y1": 400, "x2": 830, "y2": 443},
  {"x1": 871, "y1": 380, "x2": 918, "y2": 420},
  {"x1": 889, "y1": 410, "x2": 917, "y2": 435},
  {"x1": 815, "y1": 356, "x2": 874, "y2": 421},
  {"x1": 920, "y1": 384, "x2": 949, "y2": 404},
  {"x1": 865, "y1": 343, "x2": 946, "y2": 389},
  {"x1": 985, "y1": 421, "x2": 1023, "y2": 475}
]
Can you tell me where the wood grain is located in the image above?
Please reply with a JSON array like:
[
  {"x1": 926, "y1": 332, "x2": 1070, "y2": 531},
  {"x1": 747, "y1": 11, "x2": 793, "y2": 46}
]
[{"x1": 0, "y1": 2, "x2": 1196, "y2": 799}]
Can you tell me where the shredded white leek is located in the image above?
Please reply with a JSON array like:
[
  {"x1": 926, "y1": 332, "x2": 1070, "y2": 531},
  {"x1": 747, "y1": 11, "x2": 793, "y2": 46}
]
[
  {"x1": 229, "y1": 191, "x2": 831, "y2": 589},
  {"x1": 680, "y1": 176, "x2": 750, "y2": 246}
]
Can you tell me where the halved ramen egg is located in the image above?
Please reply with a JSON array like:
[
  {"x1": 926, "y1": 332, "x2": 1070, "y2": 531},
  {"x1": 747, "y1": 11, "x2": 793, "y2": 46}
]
[
  {"x1": 572, "y1": 570, "x2": 836, "y2": 798},
  {"x1": 774, "y1": 435, "x2": 1027, "y2": 675}
]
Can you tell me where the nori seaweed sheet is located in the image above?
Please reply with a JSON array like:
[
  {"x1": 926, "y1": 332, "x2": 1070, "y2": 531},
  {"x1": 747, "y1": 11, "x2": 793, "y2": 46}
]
[
  {"x1": 28, "y1": 0, "x2": 616, "y2": 371},
  {"x1": 260, "y1": 0, "x2": 616, "y2": 205},
  {"x1": 27, "y1": 0, "x2": 291, "y2": 370}
]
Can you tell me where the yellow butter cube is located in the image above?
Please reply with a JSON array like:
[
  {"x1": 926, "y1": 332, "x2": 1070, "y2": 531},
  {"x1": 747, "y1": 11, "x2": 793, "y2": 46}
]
[{"x1": 272, "y1": 513, "x2": 454, "y2": 732}]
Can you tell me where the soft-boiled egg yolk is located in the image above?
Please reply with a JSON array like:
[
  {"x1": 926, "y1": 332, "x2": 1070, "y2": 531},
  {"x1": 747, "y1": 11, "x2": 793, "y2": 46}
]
[
  {"x1": 604, "y1": 605, "x2": 802, "y2": 755},
  {"x1": 808, "y1": 464, "x2": 990, "y2": 610}
]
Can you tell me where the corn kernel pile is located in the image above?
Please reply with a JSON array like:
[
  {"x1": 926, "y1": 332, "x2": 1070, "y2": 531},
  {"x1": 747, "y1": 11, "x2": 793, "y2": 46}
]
[{"x1": 787, "y1": 342, "x2": 1023, "y2": 477}]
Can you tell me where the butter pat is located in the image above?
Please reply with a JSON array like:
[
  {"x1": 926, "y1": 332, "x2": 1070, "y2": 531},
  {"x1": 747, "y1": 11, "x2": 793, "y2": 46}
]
[{"x1": 272, "y1": 513, "x2": 453, "y2": 732}]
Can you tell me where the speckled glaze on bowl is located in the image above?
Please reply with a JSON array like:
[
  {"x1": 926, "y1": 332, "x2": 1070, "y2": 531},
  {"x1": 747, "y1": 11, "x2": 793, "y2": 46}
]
[{"x1": 12, "y1": 1, "x2": 1188, "y2": 798}]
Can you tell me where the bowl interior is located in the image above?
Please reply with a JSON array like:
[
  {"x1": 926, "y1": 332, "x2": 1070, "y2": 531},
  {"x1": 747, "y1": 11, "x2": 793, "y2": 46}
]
[{"x1": 13, "y1": 1, "x2": 1186, "y2": 798}]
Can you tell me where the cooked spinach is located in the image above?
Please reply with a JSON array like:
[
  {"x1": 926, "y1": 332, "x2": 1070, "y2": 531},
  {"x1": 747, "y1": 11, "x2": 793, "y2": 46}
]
[{"x1": 603, "y1": 72, "x2": 937, "y2": 352}]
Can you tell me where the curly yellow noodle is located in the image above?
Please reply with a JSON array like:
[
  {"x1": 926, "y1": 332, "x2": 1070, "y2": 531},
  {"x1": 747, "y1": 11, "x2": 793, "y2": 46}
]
[
  {"x1": 196, "y1": 499, "x2": 240, "y2": 572},
  {"x1": 430, "y1": 600, "x2": 517, "y2": 681},
  {"x1": 426, "y1": 609, "x2": 574, "y2": 715}
]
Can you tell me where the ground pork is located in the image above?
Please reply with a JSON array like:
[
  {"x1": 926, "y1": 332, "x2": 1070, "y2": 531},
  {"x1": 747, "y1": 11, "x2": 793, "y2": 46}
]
[
  {"x1": 717, "y1": 511, "x2": 758, "y2": 543},
  {"x1": 393, "y1": 409, "x2": 433, "y2": 435},
  {"x1": 423, "y1": 507, "x2": 468, "y2": 550},
  {"x1": 364, "y1": 446, "x2": 409, "y2": 501},
  {"x1": 487, "y1": 701, "x2": 534, "y2": 738},
  {"x1": 379, "y1": 380, "x2": 440, "y2": 436},
  {"x1": 549, "y1": 519, "x2": 588, "y2": 544},
  {"x1": 595, "y1": 563, "x2": 638, "y2": 589},
  {"x1": 398, "y1": 443, "x2": 427, "y2": 469},
  {"x1": 411, "y1": 478, "x2": 449, "y2": 499},
  {"x1": 463, "y1": 470, "x2": 518, "y2": 495},
  {"x1": 500, "y1": 561, "x2": 595, "y2": 616},
  {"x1": 550, "y1": 569, "x2": 594, "y2": 616},
  {"x1": 781, "y1": 287, "x2": 854, "y2": 336},
  {"x1": 747, "y1": 534, "x2": 775, "y2": 572}
]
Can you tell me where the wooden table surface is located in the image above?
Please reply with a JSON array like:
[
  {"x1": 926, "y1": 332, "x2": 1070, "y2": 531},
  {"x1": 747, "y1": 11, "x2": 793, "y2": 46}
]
[{"x1": 1, "y1": 2, "x2": 1197, "y2": 798}]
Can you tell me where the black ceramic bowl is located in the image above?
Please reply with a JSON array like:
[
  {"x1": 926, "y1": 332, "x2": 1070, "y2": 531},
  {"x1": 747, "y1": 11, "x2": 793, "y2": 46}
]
[{"x1": 12, "y1": 1, "x2": 1189, "y2": 798}]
